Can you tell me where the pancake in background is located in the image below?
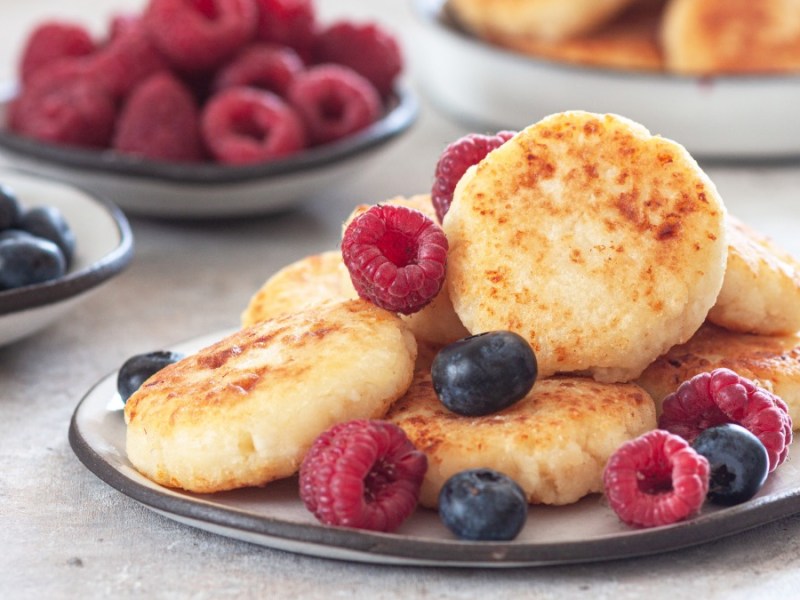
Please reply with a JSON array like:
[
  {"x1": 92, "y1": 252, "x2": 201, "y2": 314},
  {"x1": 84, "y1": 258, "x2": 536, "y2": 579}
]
[
  {"x1": 387, "y1": 371, "x2": 656, "y2": 507},
  {"x1": 636, "y1": 322, "x2": 800, "y2": 427},
  {"x1": 708, "y1": 215, "x2": 800, "y2": 336},
  {"x1": 662, "y1": 0, "x2": 800, "y2": 74},
  {"x1": 125, "y1": 299, "x2": 417, "y2": 493}
]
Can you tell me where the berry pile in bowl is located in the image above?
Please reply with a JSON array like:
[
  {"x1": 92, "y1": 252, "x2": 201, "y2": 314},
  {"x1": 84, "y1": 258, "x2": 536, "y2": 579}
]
[{"x1": 0, "y1": 0, "x2": 417, "y2": 219}]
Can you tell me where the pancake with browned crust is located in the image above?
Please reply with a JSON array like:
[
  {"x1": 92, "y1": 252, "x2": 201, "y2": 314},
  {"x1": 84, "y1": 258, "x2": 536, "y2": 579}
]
[
  {"x1": 490, "y1": 0, "x2": 666, "y2": 71},
  {"x1": 125, "y1": 299, "x2": 417, "y2": 493},
  {"x1": 636, "y1": 322, "x2": 800, "y2": 427},
  {"x1": 444, "y1": 111, "x2": 727, "y2": 382},
  {"x1": 240, "y1": 251, "x2": 357, "y2": 327},
  {"x1": 708, "y1": 215, "x2": 800, "y2": 336},
  {"x1": 386, "y1": 371, "x2": 656, "y2": 507},
  {"x1": 661, "y1": 0, "x2": 800, "y2": 74}
]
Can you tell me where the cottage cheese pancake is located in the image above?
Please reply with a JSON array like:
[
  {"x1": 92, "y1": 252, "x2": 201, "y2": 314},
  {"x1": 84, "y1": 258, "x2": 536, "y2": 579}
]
[
  {"x1": 637, "y1": 322, "x2": 800, "y2": 427},
  {"x1": 125, "y1": 299, "x2": 417, "y2": 493},
  {"x1": 444, "y1": 111, "x2": 727, "y2": 382},
  {"x1": 387, "y1": 371, "x2": 656, "y2": 507}
]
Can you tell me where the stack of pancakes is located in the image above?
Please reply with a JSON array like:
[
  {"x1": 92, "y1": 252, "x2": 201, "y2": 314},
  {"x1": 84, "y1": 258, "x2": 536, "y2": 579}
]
[
  {"x1": 125, "y1": 111, "x2": 800, "y2": 510},
  {"x1": 446, "y1": 0, "x2": 800, "y2": 74}
]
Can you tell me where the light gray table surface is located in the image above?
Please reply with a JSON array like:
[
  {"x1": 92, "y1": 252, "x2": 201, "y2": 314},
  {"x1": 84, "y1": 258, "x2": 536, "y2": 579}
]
[{"x1": 3, "y1": 1, "x2": 800, "y2": 598}]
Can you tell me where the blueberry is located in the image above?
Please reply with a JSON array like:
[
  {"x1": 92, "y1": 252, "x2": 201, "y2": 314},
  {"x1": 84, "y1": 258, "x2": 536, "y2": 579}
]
[
  {"x1": 691, "y1": 423, "x2": 769, "y2": 506},
  {"x1": 431, "y1": 331, "x2": 537, "y2": 416},
  {"x1": 17, "y1": 205, "x2": 76, "y2": 267},
  {"x1": 438, "y1": 469, "x2": 527, "y2": 541},
  {"x1": 0, "y1": 237, "x2": 66, "y2": 290},
  {"x1": 117, "y1": 351, "x2": 186, "y2": 403},
  {"x1": 0, "y1": 184, "x2": 21, "y2": 230}
]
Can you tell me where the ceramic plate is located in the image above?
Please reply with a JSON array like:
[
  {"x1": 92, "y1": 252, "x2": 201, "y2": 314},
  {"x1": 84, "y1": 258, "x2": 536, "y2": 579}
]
[
  {"x1": 0, "y1": 83, "x2": 418, "y2": 219},
  {"x1": 0, "y1": 166, "x2": 133, "y2": 346},
  {"x1": 69, "y1": 329, "x2": 800, "y2": 567},
  {"x1": 412, "y1": 0, "x2": 800, "y2": 160}
]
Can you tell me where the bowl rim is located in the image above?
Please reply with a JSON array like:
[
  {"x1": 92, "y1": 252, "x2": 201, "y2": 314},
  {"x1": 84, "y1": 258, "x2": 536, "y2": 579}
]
[
  {"x1": 0, "y1": 83, "x2": 419, "y2": 185},
  {"x1": 413, "y1": 0, "x2": 800, "y2": 84},
  {"x1": 0, "y1": 165, "x2": 134, "y2": 316}
]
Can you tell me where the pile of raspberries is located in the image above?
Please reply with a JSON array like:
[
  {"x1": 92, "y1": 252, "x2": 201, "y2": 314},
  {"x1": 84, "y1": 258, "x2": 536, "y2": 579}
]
[{"x1": 9, "y1": 0, "x2": 403, "y2": 165}]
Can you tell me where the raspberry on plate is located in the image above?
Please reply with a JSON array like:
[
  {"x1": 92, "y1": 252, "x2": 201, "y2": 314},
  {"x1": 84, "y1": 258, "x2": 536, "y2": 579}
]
[
  {"x1": 431, "y1": 131, "x2": 516, "y2": 223},
  {"x1": 255, "y1": 0, "x2": 316, "y2": 58},
  {"x1": 658, "y1": 368, "x2": 792, "y2": 472},
  {"x1": 341, "y1": 204, "x2": 449, "y2": 315},
  {"x1": 212, "y1": 43, "x2": 304, "y2": 97},
  {"x1": 201, "y1": 87, "x2": 306, "y2": 164},
  {"x1": 287, "y1": 64, "x2": 381, "y2": 145},
  {"x1": 313, "y1": 21, "x2": 402, "y2": 98},
  {"x1": 113, "y1": 73, "x2": 205, "y2": 163},
  {"x1": 299, "y1": 419, "x2": 427, "y2": 533},
  {"x1": 603, "y1": 429, "x2": 710, "y2": 528},
  {"x1": 19, "y1": 21, "x2": 96, "y2": 84},
  {"x1": 143, "y1": 0, "x2": 258, "y2": 72}
]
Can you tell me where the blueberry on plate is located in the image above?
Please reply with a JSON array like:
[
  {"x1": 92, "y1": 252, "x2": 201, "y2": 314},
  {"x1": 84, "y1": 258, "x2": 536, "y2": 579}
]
[
  {"x1": 431, "y1": 331, "x2": 537, "y2": 416},
  {"x1": 438, "y1": 468, "x2": 528, "y2": 541},
  {"x1": 117, "y1": 350, "x2": 186, "y2": 403},
  {"x1": 17, "y1": 205, "x2": 76, "y2": 267},
  {"x1": 0, "y1": 236, "x2": 66, "y2": 290},
  {"x1": 0, "y1": 184, "x2": 21, "y2": 230},
  {"x1": 691, "y1": 423, "x2": 769, "y2": 506}
]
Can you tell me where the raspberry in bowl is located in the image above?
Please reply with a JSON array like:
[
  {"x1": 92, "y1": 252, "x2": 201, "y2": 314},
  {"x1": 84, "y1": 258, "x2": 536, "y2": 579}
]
[{"x1": 0, "y1": 0, "x2": 418, "y2": 219}]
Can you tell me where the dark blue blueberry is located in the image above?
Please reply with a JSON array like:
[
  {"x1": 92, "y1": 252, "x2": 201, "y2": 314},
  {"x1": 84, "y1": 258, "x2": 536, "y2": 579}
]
[
  {"x1": 431, "y1": 331, "x2": 537, "y2": 416},
  {"x1": 0, "y1": 229, "x2": 36, "y2": 243},
  {"x1": 17, "y1": 205, "x2": 76, "y2": 267},
  {"x1": 0, "y1": 184, "x2": 21, "y2": 230},
  {"x1": 691, "y1": 423, "x2": 769, "y2": 506},
  {"x1": 0, "y1": 237, "x2": 66, "y2": 290},
  {"x1": 117, "y1": 351, "x2": 186, "y2": 403},
  {"x1": 438, "y1": 469, "x2": 527, "y2": 541}
]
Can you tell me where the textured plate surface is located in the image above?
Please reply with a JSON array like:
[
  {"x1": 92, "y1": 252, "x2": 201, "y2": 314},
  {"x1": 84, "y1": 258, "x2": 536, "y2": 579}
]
[{"x1": 69, "y1": 329, "x2": 800, "y2": 567}]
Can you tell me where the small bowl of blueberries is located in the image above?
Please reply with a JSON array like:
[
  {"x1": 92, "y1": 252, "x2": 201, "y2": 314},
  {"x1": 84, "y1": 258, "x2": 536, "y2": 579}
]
[
  {"x1": 0, "y1": 166, "x2": 133, "y2": 346},
  {"x1": 0, "y1": 0, "x2": 418, "y2": 219}
]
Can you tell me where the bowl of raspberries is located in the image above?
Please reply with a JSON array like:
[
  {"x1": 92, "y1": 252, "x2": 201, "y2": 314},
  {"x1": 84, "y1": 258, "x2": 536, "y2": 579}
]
[{"x1": 0, "y1": 0, "x2": 417, "y2": 219}]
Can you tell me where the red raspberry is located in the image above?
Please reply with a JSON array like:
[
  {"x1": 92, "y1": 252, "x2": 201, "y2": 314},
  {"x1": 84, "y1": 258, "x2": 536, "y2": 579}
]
[
  {"x1": 19, "y1": 21, "x2": 96, "y2": 84},
  {"x1": 287, "y1": 65, "x2": 381, "y2": 146},
  {"x1": 604, "y1": 429, "x2": 710, "y2": 528},
  {"x1": 143, "y1": 0, "x2": 258, "y2": 73},
  {"x1": 212, "y1": 44, "x2": 304, "y2": 97},
  {"x1": 108, "y1": 14, "x2": 141, "y2": 41},
  {"x1": 313, "y1": 21, "x2": 402, "y2": 98},
  {"x1": 113, "y1": 73, "x2": 205, "y2": 163},
  {"x1": 201, "y1": 87, "x2": 306, "y2": 164},
  {"x1": 9, "y1": 61, "x2": 115, "y2": 148},
  {"x1": 255, "y1": 0, "x2": 316, "y2": 59},
  {"x1": 341, "y1": 204, "x2": 448, "y2": 315},
  {"x1": 658, "y1": 368, "x2": 792, "y2": 472},
  {"x1": 431, "y1": 131, "x2": 516, "y2": 223},
  {"x1": 299, "y1": 419, "x2": 427, "y2": 533}
]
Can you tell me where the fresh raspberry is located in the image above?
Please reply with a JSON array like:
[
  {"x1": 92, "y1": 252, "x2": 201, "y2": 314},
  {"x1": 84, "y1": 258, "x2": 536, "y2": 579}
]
[
  {"x1": 108, "y1": 14, "x2": 141, "y2": 41},
  {"x1": 212, "y1": 44, "x2": 303, "y2": 97},
  {"x1": 658, "y1": 368, "x2": 792, "y2": 472},
  {"x1": 9, "y1": 61, "x2": 115, "y2": 148},
  {"x1": 287, "y1": 65, "x2": 381, "y2": 146},
  {"x1": 299, "y1": 419, "x2": 427, "y2": 532},
  {"x1": 313, "y1": 21, "x2": 402, "y2": 98},
  {"x1": 603, "y1": 429, "x2": 710, "y2": 528},
  {"x1": 19, "y1": 21, "x2": 96, "y2": 84},
  {"x1": 341, "y1": 204, "x2": 448, "y2": 315},
  {"x1": 113, "y1": 73, "x2": 205, "y2": 163},
  {"x1": 201, "y1": 87, "x2": 306, "y2": 164},
  {"x1": 431, "y1": 131, "x2": 516, "y2": 223},
  {"x1": 143, "y1": 0, "x2": 258, "y2": 73},
  {"x1": 254, "y1": 0, "x2": 316, "y2": 59}
]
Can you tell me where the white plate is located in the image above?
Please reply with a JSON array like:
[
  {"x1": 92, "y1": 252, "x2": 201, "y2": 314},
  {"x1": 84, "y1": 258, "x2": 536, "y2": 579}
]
[
  {"x1": 0, "y1": 83, "x2": 418, "y2": 219},
  {"x1": 412, "y1": 0, "x2": 800, "y2": 160},
  {"x1": 69, "y1": 328, "x2": 800, "y2": 567},
  {"x1": 0, "y1": 166, "x2": 133, "y2": 346}
]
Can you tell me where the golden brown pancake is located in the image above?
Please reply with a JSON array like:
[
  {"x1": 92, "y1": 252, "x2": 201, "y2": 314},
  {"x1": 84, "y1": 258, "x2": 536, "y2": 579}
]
[
  {"x1": 386, "y1": 371, "x2": 656, "y2": 507},
  {"x1": 125, "y1": 299, "x2": 417, "y2": 493},
  {"x1": 443, "y1": 111, "x2": 728, "y2": 382},
  {"x1": 636, "y1": 322, "x2": 800, "y2": 426}
]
